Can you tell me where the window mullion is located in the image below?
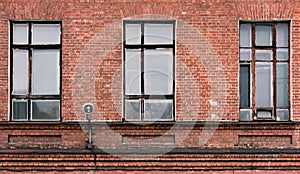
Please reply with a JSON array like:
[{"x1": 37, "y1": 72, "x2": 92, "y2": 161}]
[
  {"x1": 28, "y1": 49, "x2": 32, "y2": 120},
  {"x1": 28, "y1": 23, "x2": 32, "y2": 121},
  {"x1": 272, "y1": 24, "x2": 277, "y2": 120},
  {"x1": 251, "y1": 23, "x2": 256, "y2": 120},
  {"x1": 141, "y1": 23, "x2": 145, "y2": 121}
]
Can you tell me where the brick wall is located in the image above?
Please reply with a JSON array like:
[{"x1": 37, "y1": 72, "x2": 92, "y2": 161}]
[{"x1": 0, "y1": 0, "x2": 300, "y2": 172}]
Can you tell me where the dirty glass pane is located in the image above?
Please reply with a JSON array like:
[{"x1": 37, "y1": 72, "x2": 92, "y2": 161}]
[
  {"x1": 32, "y1": 24, "x2": 60, "y2": 44},
  {"x1": 276, "y1": 48, "x2": 288, "y2": 60},
  {"x1": 240, "y1": 23, "x2": 251, "y2": 47},
  {"x1": 125, "y1": 24, "x2": 141, "y2": 44},
  {"x1": 276, "y1": 109, "x2": 289, "y2": 121},
  {"x1": 31, "y1": 100, "x2": 60, "y2": 120},
  {"x1": 239, "y1": 109, "x2": 252, "y2": 121},
  {"x1": 144, "y1": 100, "x2": 173, "y2": 120},
  {"x1": 256, "y1": 26, "x2": 272, "y2": 46},
  {"x1": 12, "y1": 100, "x2": 28, "y2": 120},
  {"x1": 32, "y1": 50, "x2": 60, "y2": 95},
  {"x1": 240, "y1": 49, "x2": 252, "y2": 61},
  {"x1": 255, "y1": 50, "x2": 272, "y2": 60},
  {"x1": 257, "y1": 110, "x2": 272, "y2": 118},
  {"x1": 13, "y1": 24, "x2": 28, "y2": 44},
  {"x1": 276, "y1": 23, "x2": 289, "y2": 47},
  {"x1": 125, "y1": 100, "x2": 141, "y2": 121},
  {"x1": 276, "y1": 63, "x2": 288, "y2": 107},
  {"x1": 12, "y1": 50, "x2": 29, "y2": 95},
  {"x1": 144, "y1": 50, "x2": 173, "y2": 95},
  {"x1": 240, "y1": 65, "x2": 250, "y2": 107},
  {"x1": 144, "y1": 24, "x2": 173, "y2": 44},
  {"x1": 256, "y1": 63, "x2": 272, "y2": 107},
  {"x1": 125, "y1": 50, "x2": 141, "y2": 95}
]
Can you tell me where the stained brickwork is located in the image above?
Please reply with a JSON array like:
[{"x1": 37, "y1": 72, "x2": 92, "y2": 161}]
[{"x1": 0, "y1": 0, "x2": 300, "y2": 173}]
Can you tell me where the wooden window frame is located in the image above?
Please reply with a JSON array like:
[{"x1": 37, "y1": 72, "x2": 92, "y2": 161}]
[{"x1": 239, "y1": 21, "x2": 290, "y2": 121}]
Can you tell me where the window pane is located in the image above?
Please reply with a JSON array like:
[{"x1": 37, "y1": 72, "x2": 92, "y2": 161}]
[
  {"x1": 257, "y1": 110, "x2": 272, "y2": 118},
  {"x1": 240, "y1": 65, "x2": 250, "y2": 107},
  {"x1": 124, "y1": 100, "x2": 141, "y2": 120},
  {"x1": 256, "y1": 63, "x2": 272, "y2": 107},
  {"x1": 255, "y1": 50, "x2": 273, "y2": 60},
  {"x1": 12, "y1": 50, "x2": 29, "y2": 95},
  {"x1": 240, "y1": 24, "x2": 251, "y2": 47},
  {"x1": 32, "y1": 24, "x2": 60, "y2": 44},
  {"x1": 12, "y1": 100, "x2": 28, "y2": 120},
  {"x1": 276, "y1": 109, "x2": 289, "y2": 121},
  {"x1": 276, "y1": 23, "x2": 288, "y2": 47},
  {"x1": 256, "y1": 26, "x2": 272, "y2": 46},
  {"x1": 276, "y1": 48, "x2": 288, "y2": 60},
  {"x1": 125, "y1": 50, "x2": 141, "y2": 95},
  {"x1": 277, "y1": 63, "x2": 288, "y2": 107},
  {"x1": 144, "y1": 24, "x2": 173, "y2": 44},
  {"x1": 240, "y1": 109, "x2": 252, "y2": 121},
  {"x1": 31, "y1": 100, "x2": 60, "y2": 120},
  {"x1": 144, "y1": 100, "x2": 173, "y2": 120},
  {"x1": 144, "y1": 50, "x2": 173, "y2": 95},
  {"x1": 32, "y1": 50, "x2": 60, "y2": 95},
  {"x1": 13, "y1": 24, "x2": 28, "y2": 44},
  {"x1": 240, "y1": 49, "x2": 251, "y2": 61},
  {"x1": 125, "y1": 24, "x2": 141, "y2": 44}
]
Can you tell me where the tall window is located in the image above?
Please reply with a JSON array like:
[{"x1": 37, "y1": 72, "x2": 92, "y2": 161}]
[
  {"x1": 239, "y1": 21, "x2": 289, "y2": 121},
  {"x1": 123, "y1": 20, "x2": 175, "y2": 121},
  {"x1": 10, "y1": 21, "x2": 61, "y2": 121}
]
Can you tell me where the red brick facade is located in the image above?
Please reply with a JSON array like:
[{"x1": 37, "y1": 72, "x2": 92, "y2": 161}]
[{"x1": 1, "y1": 0, "x2": 300, "y2": 173}]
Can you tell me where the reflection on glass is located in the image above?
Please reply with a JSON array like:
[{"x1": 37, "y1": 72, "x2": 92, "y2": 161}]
[
  {"x1": 144, "y1": 50, "x2": 173, "y2": 95},
  {"x1": 125, "y1": 50, "x2": 141, "y2": 95},
  {"x1": 255, "y1": 50, "x2": 272, "y2": 60},
  {"x1": 12, "y1": 50, "x2": 28, "y2": 95},
  {"x1": 276, "y1": 109, "x2": 289, "y2": 121},
  {"x1": 125, "y1": 100, "x2": 141, "y2": 120},
  {"x1": 256, "y1": 63, "x2": 272, "y2": 107},
  {"x1": 257, "y1": 111, "x2": 272, "y2": 118},
  {"x1": 125, "y1": 24, "x2": 141, "y2": 44},
  {"x1": 13, "y1": 24, "x2": 29, "y2": 44},
  {"x1": 32, "y1": 24, "x2": 61, "y2": 44},
  {"x1": 240, "y1": 24, "x2": 251, "y2": 47},
  {"x1": 240, "y1": 49, "x2": 251, "y2": 61},
  {"x1": 276, "y1": 23, "x2": 289, "y2": 47},
  {"x1": 144, "y1": 100, "x2": 173, "y2": 120},
  {"x1": 276, "y1": 48, "x2": 288, "y2": 60},
  {"x1": 277, "y1": 63, "x2": 288, "y2": 107},
  {"x1": 144, "y1": 24, "x2": 173, "y2": 44},
  {"x1": 12, "y1": 100, "x2": 28, "y2": 120},
  {"x1": 239, "y1": 109, "x2": 252, "y2": 121},
  {"x1": 31, "y1": 100, "x2": 60, "y2": 120},
  {"x1": 32, "y1": 50, "x2": 60, "y2": 95},
  {"x1": 256, "y1": 26, "x2": 272, "y2": 46}
]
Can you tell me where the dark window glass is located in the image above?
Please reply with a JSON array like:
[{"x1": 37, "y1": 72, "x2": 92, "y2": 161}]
[
  {"x1": 31, "y1": 101, "x2": 60, "y2": 120},
  {"x1": 239, "y1": 65, "x2": 250, "y2": 107},
  {"x1": 12, "y1": 100, "x2": 28, "y2": 120}
]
